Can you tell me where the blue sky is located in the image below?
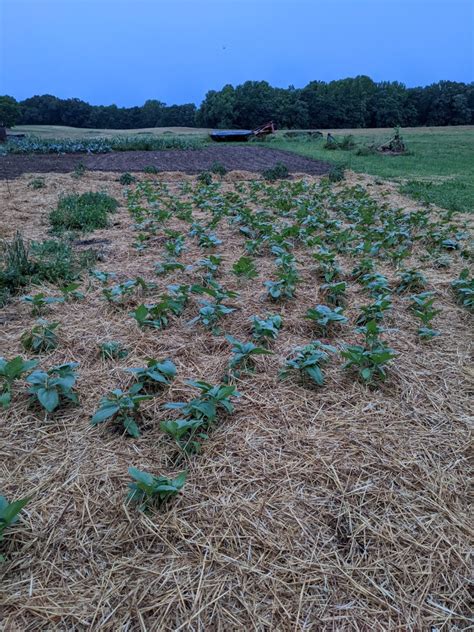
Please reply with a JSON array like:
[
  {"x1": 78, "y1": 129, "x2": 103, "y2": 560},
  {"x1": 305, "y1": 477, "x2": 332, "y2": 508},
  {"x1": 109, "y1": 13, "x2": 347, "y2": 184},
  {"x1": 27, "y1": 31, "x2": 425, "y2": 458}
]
[{"x1": 0, "y1": 0, "x2": 472, "y2": 106}]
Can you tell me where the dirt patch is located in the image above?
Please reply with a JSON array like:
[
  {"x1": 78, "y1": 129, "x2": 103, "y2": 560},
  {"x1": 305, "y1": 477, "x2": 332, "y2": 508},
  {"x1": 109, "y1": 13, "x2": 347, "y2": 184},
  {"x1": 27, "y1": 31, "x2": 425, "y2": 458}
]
[{"x1": 0, "y1": 146, "x2": 331, "y2": 180}]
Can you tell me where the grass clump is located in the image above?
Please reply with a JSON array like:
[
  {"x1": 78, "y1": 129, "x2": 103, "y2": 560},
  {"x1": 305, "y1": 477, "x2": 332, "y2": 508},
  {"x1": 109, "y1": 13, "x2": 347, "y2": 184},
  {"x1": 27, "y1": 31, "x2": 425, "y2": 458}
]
[
  {"x1": 118, "y1": 172, "x2": 137, "y2": 185},
  {"x1": 49, "y1": 192, "x2": 118, "y2": 233},
  {"x1": 262, "y1": 162, "x2": 289, "y2": 181}
]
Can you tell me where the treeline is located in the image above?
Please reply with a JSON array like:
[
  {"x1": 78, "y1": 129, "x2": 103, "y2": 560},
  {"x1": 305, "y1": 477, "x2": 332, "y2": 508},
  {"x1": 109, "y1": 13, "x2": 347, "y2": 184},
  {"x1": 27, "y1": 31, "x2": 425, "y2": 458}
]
[{"x1": 1, "y1": 76, "x2": 473, "y2": 130}]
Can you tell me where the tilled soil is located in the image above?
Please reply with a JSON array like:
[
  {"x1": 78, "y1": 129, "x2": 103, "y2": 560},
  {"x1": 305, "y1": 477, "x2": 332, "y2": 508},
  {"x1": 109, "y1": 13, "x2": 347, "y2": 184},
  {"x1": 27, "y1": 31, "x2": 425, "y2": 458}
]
[{"x1": 0, "y1": 146, "x2": 331, "y2": 179}]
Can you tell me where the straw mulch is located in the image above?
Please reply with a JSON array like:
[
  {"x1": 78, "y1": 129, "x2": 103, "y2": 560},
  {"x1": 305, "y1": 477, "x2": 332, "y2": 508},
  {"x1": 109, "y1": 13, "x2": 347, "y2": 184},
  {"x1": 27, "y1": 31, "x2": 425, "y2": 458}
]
[{"x1": 0, "y1": 170, "x2": 472, "y2": 631}]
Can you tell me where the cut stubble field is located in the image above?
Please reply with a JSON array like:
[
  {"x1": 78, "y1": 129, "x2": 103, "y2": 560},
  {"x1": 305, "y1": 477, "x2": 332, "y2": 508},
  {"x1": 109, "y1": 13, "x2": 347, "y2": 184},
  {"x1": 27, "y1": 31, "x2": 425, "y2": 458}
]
[{"x1": 0, "y1": 168, "x2": 472, "y2": 630}]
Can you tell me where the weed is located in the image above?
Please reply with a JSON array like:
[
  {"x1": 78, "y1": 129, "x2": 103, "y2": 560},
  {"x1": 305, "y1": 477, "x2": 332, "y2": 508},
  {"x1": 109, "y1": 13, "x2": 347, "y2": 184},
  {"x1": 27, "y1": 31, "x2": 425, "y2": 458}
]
[
  {"x1": 118, "y1": 172, "x2": 137, "y2": 185},
  {"x1": 0, "y1": 495, "x2": 30, "y2": 561},
  {"x1": 22, "y1": 293, "x2": 64, "y2": 316},
  {"x1": 210, "y1": 161, "x2": 227, "y2": 176},
  {"x1": 197, "y1": 171, "x2": 213, "y2": 185},
  {"x1": 143, "y1": 165, "x2": 159, "y2": 174},
  {"x1": 49, "y1": 192, "x2": 118, "y2": 233},
  {"x1": 154, "y1": 260, "x2": 185, "y2": 276},
  {"x1": 99, "y1": 341, "x2": 129, "y2": 360},
  {"x1": 262, "y1": 163, "x2": 289, "y2": 181},
  {"x1": 28, "y1": 177, "x2": 46, "y2": 189},
  {"x1": 451, "y1": 269, "x2": 473, "y2": 311},
  {"x1": 396, "y1": 268, "x2": 427, "y2": 294},
  {"x1": 232, "y1": 256, "x2": 258, "y2": 279}
]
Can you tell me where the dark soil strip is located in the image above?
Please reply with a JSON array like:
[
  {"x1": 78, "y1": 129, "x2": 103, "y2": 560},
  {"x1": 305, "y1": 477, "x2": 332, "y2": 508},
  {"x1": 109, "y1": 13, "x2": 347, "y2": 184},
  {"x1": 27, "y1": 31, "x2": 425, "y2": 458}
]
[{"x1": 0, "y1": 146, "x2": 331, "y2": 180}]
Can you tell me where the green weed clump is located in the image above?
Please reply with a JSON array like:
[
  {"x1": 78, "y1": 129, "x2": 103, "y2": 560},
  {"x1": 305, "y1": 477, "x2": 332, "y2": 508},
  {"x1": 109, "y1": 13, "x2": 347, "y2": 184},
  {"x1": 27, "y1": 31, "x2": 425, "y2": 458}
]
[
  {"x1": 0, "y1": 495, "x2": 30, "y2": 561},
  {"x1": 262, "y1": 162, "x2": 289, "y2": 181},
  {"x1": 49, "y1": 192, "x2": 118, "y2": 233}
]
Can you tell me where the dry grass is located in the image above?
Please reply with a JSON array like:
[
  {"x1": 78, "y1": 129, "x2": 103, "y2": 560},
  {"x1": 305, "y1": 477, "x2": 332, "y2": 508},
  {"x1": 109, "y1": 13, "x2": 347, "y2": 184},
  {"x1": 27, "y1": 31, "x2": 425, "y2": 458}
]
[{"x1": 0, "y1": 170, "x2": 472, "y2": 631}]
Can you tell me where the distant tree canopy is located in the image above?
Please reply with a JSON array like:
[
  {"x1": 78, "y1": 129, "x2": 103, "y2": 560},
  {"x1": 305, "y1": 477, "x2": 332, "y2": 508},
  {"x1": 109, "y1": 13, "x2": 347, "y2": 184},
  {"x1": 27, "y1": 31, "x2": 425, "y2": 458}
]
[{"x1": 3, "y1": 76, "x2": 473, "y2": 130}]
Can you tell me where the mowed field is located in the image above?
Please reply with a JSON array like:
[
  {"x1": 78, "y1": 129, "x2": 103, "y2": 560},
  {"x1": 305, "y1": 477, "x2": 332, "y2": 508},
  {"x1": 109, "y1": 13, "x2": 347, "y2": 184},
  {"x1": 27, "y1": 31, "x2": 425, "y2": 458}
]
[{"x1": 0, "y1": 161, "x2": 472, "y2": 629}]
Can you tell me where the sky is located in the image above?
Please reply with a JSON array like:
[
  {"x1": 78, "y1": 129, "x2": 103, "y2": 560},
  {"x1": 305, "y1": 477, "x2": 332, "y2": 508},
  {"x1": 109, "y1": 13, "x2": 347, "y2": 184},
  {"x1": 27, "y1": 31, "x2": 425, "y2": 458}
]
[{"x1": 0, "y1": 0, "x2": 472, "y2": 107}]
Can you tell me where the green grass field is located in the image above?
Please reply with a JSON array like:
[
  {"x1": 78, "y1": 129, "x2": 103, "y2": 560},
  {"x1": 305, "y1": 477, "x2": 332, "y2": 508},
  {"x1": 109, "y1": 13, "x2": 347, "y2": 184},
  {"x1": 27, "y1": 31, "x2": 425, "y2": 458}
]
[
  {"x1": 272, "y1": 126, "x2": 474, "y2": 213},
  {"x1": 11, "y1": 124, "x2": 474, "y2": 213}
]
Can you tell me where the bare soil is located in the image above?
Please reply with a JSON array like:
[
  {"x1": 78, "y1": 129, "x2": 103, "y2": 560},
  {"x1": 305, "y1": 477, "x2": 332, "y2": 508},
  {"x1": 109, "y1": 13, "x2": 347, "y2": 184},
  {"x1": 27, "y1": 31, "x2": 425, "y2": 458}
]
[{"x1": 0, "y1": 146, "x2": 331, "y2": 179}]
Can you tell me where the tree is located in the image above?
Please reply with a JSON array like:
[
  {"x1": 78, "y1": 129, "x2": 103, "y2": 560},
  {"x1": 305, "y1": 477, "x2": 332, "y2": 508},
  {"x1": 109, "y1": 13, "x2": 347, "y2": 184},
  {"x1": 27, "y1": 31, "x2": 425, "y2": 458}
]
[{"x1": 0, "y1": 96, "x2": 19, "y2": 128}]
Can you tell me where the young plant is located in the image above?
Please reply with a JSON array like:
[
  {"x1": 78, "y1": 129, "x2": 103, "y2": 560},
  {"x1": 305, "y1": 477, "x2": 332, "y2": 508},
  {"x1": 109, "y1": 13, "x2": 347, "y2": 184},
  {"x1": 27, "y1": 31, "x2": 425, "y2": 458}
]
[
  {"x1": 226, "y1": 335, "x2": 272, "y2": 377},
  {"x1": 91, "y1": 384, "x2": 152, "y2": 438},
  {"x1": 320, "y1": 281, "x2": 347, "y2": 306},
  {"x1": 251, "y1": 314, "x2": 282, "y2": 344},
  {"x1": 395, "y1": 268, "x2": 427, "y2": 294},
  {"x1": 127, "y1": 468, "x2": 187, "y2": 510},
  {"x1": 360, "y1": 272, "x2": 391, "y2": 297},
  {"x1": 26, "y1": 362, "x2": 79, "y2": 413},
  {"x1": 232, "y1": 256, "x2": 258, "y2": 280},
  {"x1": 410, "y1": 291, "x2": 441, "y2": 339},
  {"x1": 356, "y1": 294, "x2": 392, "y2": 326},
  {"x1": 341, "y1": 320, "x2": 396, "y2": 384},
  {"x1": 22, "y1": 293, "x2": 64, "y2": 315},
  {"x1": 154, "y1": 260, "x2": 185, "y2": 276},
  {"x1": 281, "y1": 341, "x2": 336, "y2": 386},
  {"x1": 160, "y1": 418, "x2": 207, "y2": 455},
  {"x1": 125, "y1": 358, "x2": 177, "y2": 389},
  {"x1": 0, "y1": 356, "x2": 38, "y2": 408},
  {"x1": 305, "y1": 305, "x2": 348, "y2": 335},
  {"x1": 189, "y1": 301, "x2": 235, "y2": 334},
  {"x1": 60, "y1": 282, "x2": 85, "y2": 301},
  {"x1": 164, "y1": 381, "x2": 239, "y2": 426},
  {"x1": 99, "y1": 341, "x2": 129, "y2": 360},
  {"x1": 164, "y1": 230, "x2": 186, "y2": 258},
  {"x1": 198, "y1": 255, "x2": 222, "y2": 275},
  {"x1": 0, "y1": 495, "x2": 30, "y2": 561},
  {"x1": 451, "y1": 269, "x2": 474, "y2": 311},
  {"x1": 21, "y1": 320, "x2": 59, "y2": 354}
]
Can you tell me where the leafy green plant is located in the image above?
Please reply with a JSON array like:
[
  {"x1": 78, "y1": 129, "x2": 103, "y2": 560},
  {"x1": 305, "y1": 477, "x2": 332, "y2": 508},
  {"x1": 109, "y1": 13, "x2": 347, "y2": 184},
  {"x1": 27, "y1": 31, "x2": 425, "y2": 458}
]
[
  {"x1": 327, "y1": 164, "x2": 346, "y2": 182},
  {"x1": 410, "y1": 291, "x2": 441, "y2": 339},
  {"x1": 160, "y1": 418, "x2": 207, "y2": 455},
  {"x1": 0, "y1": 495, "x2": 30, "y2": 561},
  {"x1": 305, "y1": 304, "x2": 348, "y2": 334},
  {"x1": 232, "y1": 256, "x2": 258, "y2": 279},
  {"x1": 28, "y1": 177, "x2": 46, "y2": 189},
  {"x1": 451, "y1": 269, "x2": 473, "y2": 311},
  {"x1": 154, "y1": 260, "x2": 185, "y2": 276},
  {"x1": 91, "y1": 383, "x2": 152, "y2": 437},
  {"x1": 164, "y1": 381, "x2": 239, "y2": 426},
  {"x1": 0, "y1": 356, "x2": 38, "y2": 408},
  {"x1": 251, "y1": 314, "x2": 282, "y2": 344},
  {"x1": 210, "y1": 161, "x2": 227, "y2": 176},
  {"x1": 143, "y1": 165, "x2": 159, "y2": 174},
  {"x1": 197, "y1": 171, "x2": 213, "y2": 185},
  {"x1": 360, "y1": 272, "x2": 391, "y2": 297},
  {"x1": 99, "y1": 341, "x2": 129, "y2": 360},
  {"x1": 262, "y1": 163, "x2": 289, "y2": 181},
  {"x1": 26, "y1": 362, "x2": 79, "y2": 412},
  {"x1": 60, "y1": 282, "x2": 84, "y2": 301},
  {"x1": 281, "y1": 341, "x2": 336, "y2": 386},
  {"x1": 118, "y1": 172, "x2": 137, "y2": 185},
  {"x1": 49, "y1": 192, "x2": 118, "y2": 233},
  {"x1": 198, "y1": 254, "x2": 222, "y2": 275},
  {"x1": 189, "y1": 301, "x2": 234, "y2": 333},
  {"x1": 71, "y1": 162, "x2": 86, "y2": 179},
  {"x1": 356, "y1": 295, "x2": 392, "y2": 325},
  {"x1": 164, "y1": 230, "x2": 186, "y2": 257},
  {"x1": 320, "y1": 281, "x2": 347, "y2": 306},
  {"x1": 125, "y1": 358, "x2": 177, "y2": 389},
  {"x1": 396, "y1": 268, "x2": 427, "y2": 294},
  {"x1": 342, "y1": 320, "x2": 396, "y2": 384},
  {"x1": 127, "y1": 468, "x2": 187, "y2": 510},
  {"x1": 22, "y1": 293, "x2": 64, "y2": 315},
  {"x1": 21, "y1": 320, "x2": 59, "y2": 353},
  {"x1": 226, "y1": 336, "x2": 272, "y2": 376}
]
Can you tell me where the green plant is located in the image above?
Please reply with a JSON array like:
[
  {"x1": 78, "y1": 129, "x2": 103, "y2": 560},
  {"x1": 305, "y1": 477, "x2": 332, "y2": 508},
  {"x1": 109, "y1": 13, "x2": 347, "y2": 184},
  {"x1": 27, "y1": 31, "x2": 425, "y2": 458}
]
[
  {"x1": 164, "y1": 230, "x2": 186, "y2": 257},
  {"x1": 21, "y1": 320, "x2": 59, "y2": 353},
  {"x1": 410, "y1": 291, "x2": 441, "y2": 339},
  {"x1": 251, "y1": 314, "x2": 282, "y2": 344},
  {"x1": 396, "y1": 269, "x2": 427, "y2": 294},
  {"x1": 262, "y1": 163, "x2": 289, "y2": 181},
  {"x1": 232, "y1": 256, "x2": 258, "y2": 279},
  {"x1": 281, "y1": 341, "x2": 336, "y2": 386},
  {"x1": 154, "y1": 260, "x2": 185, "y2": 276},
  {"x1": 91, "y1": 384, "x2": 152, "y2": 438},
  {"x1": 328, "y1": 165, "x2": 346, "y2": 182},
  {"x1": 143, "y1": 165, "x2": 159, "y2": 174},
  {"x1": 127, "y1": 468, "x2": 187, "y2": 510},
  {"x1": 71, "y1": 162, "x2": 86, "y2": 178},
  {"x1": 26, "y1": 362, "x2": 79, "y2": 413},
  {"x1": 118, "y1": 172, "x2": 137, "y2": 185},
  {"x1": 197, "y1": 171, "x2": 213, "y2": 185},
  {"x1": 60, "y1": 282, "x2": 85, "y2": 301},
  {"x1": 160, "y1": 418, "x2": 207, "y2": 455},
  {"x1": 125, "y1": 358, "x2": 177, "y2": 389},
  {"x1": 226, "y1": 335, "x2": 272, "y2": 376},
  {"x1": 451, "y1": 269, "x2": 473, "y2": 311},
  {"x1": 360, "y1": 272, "x2": 391, "y2": 297},
  {"x1": 49, "y1": 192, "x2": 118, "y2": 233},
  {"x1": 0, "y1": 356, "x2": 38, "y2": 408},
  {"x1": 198, "y1": 254, "x2": 222, "y2": 275},
  {"x1": 21, "y1": 293, "x2": 64, "y2": 315},
  {"x1": 342, "y1": 320, "x2": 396, "y2": 384},
  {"x1": 164, "y1": 381, "x2": 239, "y2": 426},
  {"x1": 189, "y1": 301, "x2": 235, "y2": 334},
  {"x1": 99, "y1": 341, "x2": 129, "y2": 360},
  {"x1": 210, "y1": 161, "x2": 227, "y2": 176},
  {"x1": 356, "y1": 295, "x2": 392, "y2": 325},
  {"x1": 0, "y1": 495, "x2": 30, "y2": 561},
  {"x1": 320, "y1": 281, "x2": 347, "y2": 306},
  {"x1": 28, "y1": 177, "x2": 45, "y2": 189},
  {"x1": 305, "y1": 304, "x2": 348, "y2": 334}
]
